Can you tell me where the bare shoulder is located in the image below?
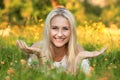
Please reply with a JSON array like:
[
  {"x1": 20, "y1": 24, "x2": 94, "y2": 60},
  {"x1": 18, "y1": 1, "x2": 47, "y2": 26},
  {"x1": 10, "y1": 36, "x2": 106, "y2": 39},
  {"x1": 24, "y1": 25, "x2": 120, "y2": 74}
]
[
  {"x1": 31, "y1": 41, "x2": 43, "y2": 48},
  {"x1": 76, "y1": 44, "x2": 84, "y2": 52}
]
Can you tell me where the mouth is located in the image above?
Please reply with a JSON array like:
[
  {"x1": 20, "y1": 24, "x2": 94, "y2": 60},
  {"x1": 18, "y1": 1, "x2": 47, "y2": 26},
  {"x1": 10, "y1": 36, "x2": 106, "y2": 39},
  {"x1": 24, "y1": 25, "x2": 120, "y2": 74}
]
[{"x1": 55, "y1": 38, "x2": 64, "y2": 42}]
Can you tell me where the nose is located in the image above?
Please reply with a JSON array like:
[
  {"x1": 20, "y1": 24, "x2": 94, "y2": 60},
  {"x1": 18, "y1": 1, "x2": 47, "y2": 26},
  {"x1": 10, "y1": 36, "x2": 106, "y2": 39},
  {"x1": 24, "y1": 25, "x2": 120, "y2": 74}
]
[{"x1": 57, "y1": 29, "x2": 63, "y2": 37}]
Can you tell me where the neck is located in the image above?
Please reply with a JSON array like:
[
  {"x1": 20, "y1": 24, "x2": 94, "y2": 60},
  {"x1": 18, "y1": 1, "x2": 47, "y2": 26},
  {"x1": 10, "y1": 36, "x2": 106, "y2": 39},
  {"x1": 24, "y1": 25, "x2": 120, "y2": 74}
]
[{"x1": 53, "y1": 45, "x2": 67, "y2": 61}]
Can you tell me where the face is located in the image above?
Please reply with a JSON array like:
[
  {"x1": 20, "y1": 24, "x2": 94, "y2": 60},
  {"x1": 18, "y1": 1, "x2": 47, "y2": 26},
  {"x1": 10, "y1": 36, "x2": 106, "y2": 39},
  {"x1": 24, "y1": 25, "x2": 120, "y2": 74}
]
[{"x1": 50, "y1": 15, "x2": 71, "y2": 48}]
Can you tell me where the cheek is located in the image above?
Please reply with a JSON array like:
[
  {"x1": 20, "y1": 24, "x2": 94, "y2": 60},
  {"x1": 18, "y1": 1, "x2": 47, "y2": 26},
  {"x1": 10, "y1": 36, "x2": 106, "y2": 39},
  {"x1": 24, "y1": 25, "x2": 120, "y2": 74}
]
[
  {"x1": 50, "y1": 30, "x2": 56, "y2": 40},
  {"x1": 50, "y1": 30, "x2": 54, "y2": 36},
  {"x1": 64, "y1": 31, "x2": 71, "y2": 38}
]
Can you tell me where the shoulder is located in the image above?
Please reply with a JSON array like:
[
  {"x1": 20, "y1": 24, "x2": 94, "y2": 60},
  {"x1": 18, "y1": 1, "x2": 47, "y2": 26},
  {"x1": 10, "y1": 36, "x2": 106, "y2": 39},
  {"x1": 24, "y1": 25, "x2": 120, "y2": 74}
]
[
  {"x1": 31, "y1": 41, "x2": 43, "y2": 48},
  {"x1": 76, "y1": 44, "x2": 84, "y2": 52}
]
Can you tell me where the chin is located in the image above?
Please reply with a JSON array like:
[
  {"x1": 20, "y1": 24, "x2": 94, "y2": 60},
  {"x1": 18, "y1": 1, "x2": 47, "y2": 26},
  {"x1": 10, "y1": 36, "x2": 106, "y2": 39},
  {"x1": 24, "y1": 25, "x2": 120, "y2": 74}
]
[
  {"x1": 55, "y1": 45, "x2": 64, "y2": 48},
  {"x1": 54, "y1": 44, "x2": 65, "y2": 48}
]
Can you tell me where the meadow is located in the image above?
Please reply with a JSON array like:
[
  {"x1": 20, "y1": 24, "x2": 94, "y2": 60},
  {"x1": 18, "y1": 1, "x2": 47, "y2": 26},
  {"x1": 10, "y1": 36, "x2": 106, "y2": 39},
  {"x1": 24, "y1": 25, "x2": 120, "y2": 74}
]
[{"x1": 0, "y1": 21, "x2": 120, "y2": 80}]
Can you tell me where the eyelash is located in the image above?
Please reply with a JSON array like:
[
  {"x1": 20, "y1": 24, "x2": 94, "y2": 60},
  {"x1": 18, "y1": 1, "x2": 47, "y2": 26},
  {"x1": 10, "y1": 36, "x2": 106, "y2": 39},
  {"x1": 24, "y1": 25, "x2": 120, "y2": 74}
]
[
  {"x1": 52, "y1": 27, "x2": 58, "y2": 29},
  {"x1": 51, "y1": 27, "x2": 69, "y2": 30},
  {"x1": 63, "y1": 27, "x2": 68, "y2": 30}
]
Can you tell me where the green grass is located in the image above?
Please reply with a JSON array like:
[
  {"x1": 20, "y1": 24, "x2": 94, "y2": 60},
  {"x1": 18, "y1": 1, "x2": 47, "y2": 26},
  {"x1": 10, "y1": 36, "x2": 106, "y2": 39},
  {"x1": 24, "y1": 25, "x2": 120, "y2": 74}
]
[{"x1": 0, "y1": 25, "x2": 120, "y2": 80}]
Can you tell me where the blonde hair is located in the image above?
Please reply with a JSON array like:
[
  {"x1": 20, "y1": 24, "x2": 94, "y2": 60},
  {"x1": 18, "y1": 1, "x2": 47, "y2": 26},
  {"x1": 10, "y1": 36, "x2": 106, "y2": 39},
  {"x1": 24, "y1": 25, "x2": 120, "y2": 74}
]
[{"x1": 42, "y1": 7, "x2": 77, "y2": 66}]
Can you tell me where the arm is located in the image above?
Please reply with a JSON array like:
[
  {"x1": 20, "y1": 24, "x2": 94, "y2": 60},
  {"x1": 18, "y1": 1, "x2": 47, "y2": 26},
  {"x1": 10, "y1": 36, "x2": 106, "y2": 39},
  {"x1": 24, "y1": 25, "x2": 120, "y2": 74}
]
[
  {"x1": 76, "y1": 44, "x2": 84, "y2": 52},
  {"x1": 16, "y1": 40, "x2": 41, "y2": 54},
  {"x1": 31, "y1": 41, "x2": 43, "y2": 48},
  {"x1": 73, "y1": 47, "x2": 107, "y2": 74},
  {"x1": 77, "y1": 45, "x2": 107, "y2": 58},
  {"x1": 78, "y1": 47, "x2": 107, "y2": 59}
]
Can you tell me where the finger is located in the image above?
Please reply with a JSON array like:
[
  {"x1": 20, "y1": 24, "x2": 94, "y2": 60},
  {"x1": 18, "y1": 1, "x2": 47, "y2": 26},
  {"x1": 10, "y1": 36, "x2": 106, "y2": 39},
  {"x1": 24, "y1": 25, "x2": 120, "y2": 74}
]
[
  {"x1": 19, "y1": 40, "x2": 25, "y2": 49},
  {"x1": 16, "y1": 40, "x2": 23, "y2": 49},
  {"x1": 22, "y1": 41, "x2": 32, "y2": 53},
  {"x1": 20, "y1": 40, "x2": 28, "y2": 49},
  {"x1": 16, "y1": 40, "x2": 32, "y2": 54},
  {"x1": 16, "y1": 40, "x2": 20, "y2": 47},
  {"x1": 102, "y1": 47, "x2": 107, "y2": 52},
  {"x1": 20, "y1": 40, "x2": 27, "y2": 48},
  {"x1": 21, "y1": 41, "x2": 34, "y2": 53},
  {"x1": 16, "y1": 40, "x2": 19, "y2": 47},
  {"x1": 22, "y1": 41, "x2": 28, "y2": 48},
  {"x1": 17, "y1": 40, "x2": 27, "y2": 52},
  {"x1": 100, "y1": 47, "x2": 107, "y2": 53}
]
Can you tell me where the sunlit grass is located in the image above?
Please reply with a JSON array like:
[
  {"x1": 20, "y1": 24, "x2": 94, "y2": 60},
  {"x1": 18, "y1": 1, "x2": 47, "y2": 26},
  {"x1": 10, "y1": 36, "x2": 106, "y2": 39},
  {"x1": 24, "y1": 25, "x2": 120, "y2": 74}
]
[{"x1": 0, "y1": 21, "x2": 120, "y2": 80}]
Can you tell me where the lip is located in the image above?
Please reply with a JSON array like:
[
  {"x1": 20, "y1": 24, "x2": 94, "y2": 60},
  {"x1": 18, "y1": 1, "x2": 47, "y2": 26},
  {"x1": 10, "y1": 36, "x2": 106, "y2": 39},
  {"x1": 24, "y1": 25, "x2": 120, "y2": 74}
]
[{"x1": 55, "y1": 38, "x2": 64, "y2": 42}]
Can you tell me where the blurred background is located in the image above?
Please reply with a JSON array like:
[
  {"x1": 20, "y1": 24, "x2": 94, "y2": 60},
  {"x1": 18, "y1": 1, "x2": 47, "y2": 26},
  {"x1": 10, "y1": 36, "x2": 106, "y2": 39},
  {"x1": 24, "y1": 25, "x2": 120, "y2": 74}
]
[
  {"x1": 0, "y1": 0, "x2": 120, "y2": 80},
  {"x1": 0, "y1": 0, "x2": 120, "y2": 28}
]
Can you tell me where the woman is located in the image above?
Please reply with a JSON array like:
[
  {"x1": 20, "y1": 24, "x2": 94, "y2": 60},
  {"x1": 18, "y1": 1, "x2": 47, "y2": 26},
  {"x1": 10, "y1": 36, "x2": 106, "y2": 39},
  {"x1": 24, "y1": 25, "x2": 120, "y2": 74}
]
[{"x1": 16, "y1": 7, "x2": 106, "y2": 75}]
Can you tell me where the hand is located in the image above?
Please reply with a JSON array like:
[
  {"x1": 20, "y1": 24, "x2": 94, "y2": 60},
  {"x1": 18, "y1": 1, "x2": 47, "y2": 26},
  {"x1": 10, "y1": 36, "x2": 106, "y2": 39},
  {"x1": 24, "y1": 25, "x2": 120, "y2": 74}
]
[
  {"x1": 99, "y1": 47, "x2": 107, "y2": 54},
  {"x1": 76, "y1": 47, "x2": 107, "y2": 59},
  {"x1": 16, "y1": 40, "x2": 41, "y2": 54}
]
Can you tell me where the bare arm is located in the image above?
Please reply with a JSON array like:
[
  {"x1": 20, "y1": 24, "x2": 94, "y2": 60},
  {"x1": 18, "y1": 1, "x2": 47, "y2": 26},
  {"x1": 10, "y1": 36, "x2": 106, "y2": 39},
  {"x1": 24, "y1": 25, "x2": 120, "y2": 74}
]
[
  {"x1": 16, "y1": 40, "x2": 41, "y2": 54},
  {"x1": 78, "y1": 47, "x2": 107, "y2": 59},
  {"x1": 31, "y1": 41, "x2": 43, "y2": 48},
  {"x1": 73, "y1": 47, "x2": 107, "y2": 74},
  {"x1": 77, "y1": 44, "x2": 84, "y2": 52}
]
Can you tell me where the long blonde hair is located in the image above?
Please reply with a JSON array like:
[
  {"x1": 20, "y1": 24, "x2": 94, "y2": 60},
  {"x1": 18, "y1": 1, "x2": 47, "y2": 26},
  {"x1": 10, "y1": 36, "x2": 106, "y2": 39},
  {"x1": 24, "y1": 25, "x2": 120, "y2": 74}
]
[{"x1": 42, "y1": 7, "x2": 77, "y2": 66}]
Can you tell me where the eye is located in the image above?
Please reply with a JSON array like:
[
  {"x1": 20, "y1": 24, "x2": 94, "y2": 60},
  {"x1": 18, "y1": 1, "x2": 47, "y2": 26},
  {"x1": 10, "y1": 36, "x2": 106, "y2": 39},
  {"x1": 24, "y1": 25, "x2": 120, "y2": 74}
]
[
  {"x1": 51, "y1": 26, "x2": 58, "y2": 29},
  {"x1": 63, "y1": 27, "x2": 69, "y2": 30}
]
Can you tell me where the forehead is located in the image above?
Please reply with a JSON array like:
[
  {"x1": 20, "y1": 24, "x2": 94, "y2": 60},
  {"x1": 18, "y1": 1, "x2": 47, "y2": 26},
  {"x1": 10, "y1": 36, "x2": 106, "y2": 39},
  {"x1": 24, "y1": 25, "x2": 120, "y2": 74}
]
[
  {"x1": 51, "y1": 15, "x2": 69, "y2": 24},
  {"x1": 52, "y1": 15, "x2": 67, "y2": 20}
]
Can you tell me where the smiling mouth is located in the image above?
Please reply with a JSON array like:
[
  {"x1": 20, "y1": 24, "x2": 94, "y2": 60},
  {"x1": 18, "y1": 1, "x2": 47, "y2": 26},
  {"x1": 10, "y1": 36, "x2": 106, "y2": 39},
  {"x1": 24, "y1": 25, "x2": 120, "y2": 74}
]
[{"x1": 55, "y1": 38, "x2": 64, "y2": 42}]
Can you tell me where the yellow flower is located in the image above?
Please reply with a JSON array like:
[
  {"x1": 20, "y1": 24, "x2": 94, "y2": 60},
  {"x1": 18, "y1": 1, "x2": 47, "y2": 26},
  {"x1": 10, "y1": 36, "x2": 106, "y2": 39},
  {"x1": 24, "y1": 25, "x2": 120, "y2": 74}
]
[
  {"x1": 20, "y1": 59, "x2": 26, "y2": 65},
  {"x1": 7, "y1": 68, "x2": 15, "y2": 75},
  {"x1": 86, "y1": 72, "x2": 92, "y2": 77},
  {"x1": 90, "y1": 66, "x2": 94, "y2": 71},
  {"x1": 10, "y1": 62, "x2": 13, "y2": 66},
  {"x1": 105, "y1": 58, "x2": 108, "y2": 61},
  {"x1": 107, "y1": 66, "x2": 111, "y2": 70},
  {"x1": 1, "y1": 61, "x2": 5, "y2": 64},
  {"x1": 99, "y1": 76, "x2": 108, "y2": 80},
  {"x1": 93, "y1": 64, "x2": 96, "y2": 67},
  {"x1": 5, "y1": 76, "x2": 10, "y2": 80},
  {"x1": 15, "y1": 60, "x2": 17, "y2": 63}
]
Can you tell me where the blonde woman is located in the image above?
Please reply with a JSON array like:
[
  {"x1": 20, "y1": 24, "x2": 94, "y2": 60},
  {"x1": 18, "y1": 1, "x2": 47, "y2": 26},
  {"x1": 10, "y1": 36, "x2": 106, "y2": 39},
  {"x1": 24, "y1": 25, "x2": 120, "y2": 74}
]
[{"x1": 16, "y1": 7, "x2": 106, "y2": 75}]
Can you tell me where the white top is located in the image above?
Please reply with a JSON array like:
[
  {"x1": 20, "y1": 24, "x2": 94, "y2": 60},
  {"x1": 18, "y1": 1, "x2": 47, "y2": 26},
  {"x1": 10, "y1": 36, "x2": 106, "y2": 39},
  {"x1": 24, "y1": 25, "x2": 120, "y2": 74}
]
[
  {"x1": 53, "y1": 55, "x2": 68, "y2": 70},
  {"x1": 28, "y1": 54, "x2": 90, "y2": 73},
  {"x1": 53, "y1": 56, "x2": 90, "y2": 73}
]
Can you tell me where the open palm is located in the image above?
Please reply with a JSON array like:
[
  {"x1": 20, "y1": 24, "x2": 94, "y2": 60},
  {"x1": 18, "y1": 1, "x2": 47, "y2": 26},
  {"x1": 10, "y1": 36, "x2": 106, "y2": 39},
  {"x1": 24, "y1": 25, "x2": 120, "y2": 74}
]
[{"x1": 16, "y1": 40, "x2": 41, "y2": 54}]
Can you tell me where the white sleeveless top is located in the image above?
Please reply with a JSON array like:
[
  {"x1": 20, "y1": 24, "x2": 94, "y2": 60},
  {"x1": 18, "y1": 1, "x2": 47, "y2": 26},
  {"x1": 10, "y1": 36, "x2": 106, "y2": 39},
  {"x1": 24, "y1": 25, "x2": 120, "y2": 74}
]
[
  {"x1": 28, "y1": 55, "x2": 90, "y2": 73},
  {"x1": 53, "y1": 55, "x2": 90, "y2": 73},
  {"x1": 53, "y1": 55, "x2": 68, "y2": 70}
]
